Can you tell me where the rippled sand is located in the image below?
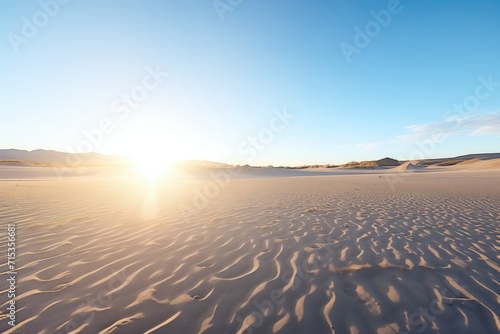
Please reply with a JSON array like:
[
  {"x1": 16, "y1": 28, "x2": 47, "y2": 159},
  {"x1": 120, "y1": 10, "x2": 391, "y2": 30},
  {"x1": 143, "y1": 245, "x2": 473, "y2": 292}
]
[{"x1": 0, "y1": 165, "x2": 499, "y2": 333}]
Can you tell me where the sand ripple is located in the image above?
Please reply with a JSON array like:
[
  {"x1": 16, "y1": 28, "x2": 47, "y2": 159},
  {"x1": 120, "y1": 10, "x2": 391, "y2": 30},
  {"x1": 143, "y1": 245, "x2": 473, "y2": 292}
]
[{"x1": 0, "y1": 171, "x2": 499, "y2": 333}]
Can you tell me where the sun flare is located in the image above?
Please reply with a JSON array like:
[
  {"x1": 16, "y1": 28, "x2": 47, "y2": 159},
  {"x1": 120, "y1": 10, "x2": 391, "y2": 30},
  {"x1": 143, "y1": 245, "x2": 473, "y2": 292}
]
[
  {"x1": 132, "y1": 149, "x2": 173, "y2": 179},
  {"x1": 109, "y1": 120, "x2": 198, "y2": 180}
]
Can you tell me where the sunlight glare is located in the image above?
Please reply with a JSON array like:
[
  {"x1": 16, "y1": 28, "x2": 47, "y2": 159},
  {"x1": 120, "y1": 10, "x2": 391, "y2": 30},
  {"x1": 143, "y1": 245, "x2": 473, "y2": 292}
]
[
  {"x1": 110, "y1": 120, "x2": 197, "y2": 181},
  {"x1": 133, "y1": 148, "x2": 172, "y2": 180}
]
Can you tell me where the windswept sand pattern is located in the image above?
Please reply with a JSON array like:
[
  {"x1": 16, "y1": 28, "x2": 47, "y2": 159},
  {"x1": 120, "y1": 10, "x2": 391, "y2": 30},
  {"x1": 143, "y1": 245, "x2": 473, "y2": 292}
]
[{"x1": 0, "y1": 170, "x2": 499, "y2": 333}]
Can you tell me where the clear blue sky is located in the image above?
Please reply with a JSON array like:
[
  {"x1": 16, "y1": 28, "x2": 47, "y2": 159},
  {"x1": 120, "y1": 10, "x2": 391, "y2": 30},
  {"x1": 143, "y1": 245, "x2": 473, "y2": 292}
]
[{"x1": 2, "y1": 0, "x2": 500, "y2": 165}]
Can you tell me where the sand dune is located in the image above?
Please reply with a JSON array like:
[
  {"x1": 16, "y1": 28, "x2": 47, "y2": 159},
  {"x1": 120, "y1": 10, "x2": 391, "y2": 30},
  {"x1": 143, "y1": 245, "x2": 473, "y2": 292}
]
[
  {"x1": 392, "y1": 161, "x2": 424, "y2": 172},
  {"x1": 0, "y1": 166, "x2": 499, "y2": 333},
  {"x1": 452, "y1": 157, "x2": 500, "y2": 170}
]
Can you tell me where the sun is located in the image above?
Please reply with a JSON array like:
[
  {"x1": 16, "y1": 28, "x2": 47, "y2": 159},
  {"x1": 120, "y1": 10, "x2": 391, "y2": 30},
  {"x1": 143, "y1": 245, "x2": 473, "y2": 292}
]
[
  {"x1": 132, "y1": 146, "x2": 173, "y2": 179},
  {"x1": 108, "y1": 119, "x2": 198, "y2": 180}
]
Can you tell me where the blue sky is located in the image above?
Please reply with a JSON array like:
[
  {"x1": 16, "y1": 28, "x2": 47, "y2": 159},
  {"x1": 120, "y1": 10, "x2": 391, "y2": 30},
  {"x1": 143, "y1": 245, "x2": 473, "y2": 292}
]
[{"x1": 1, "y1": 0, "x2": 500, "y2": 165}]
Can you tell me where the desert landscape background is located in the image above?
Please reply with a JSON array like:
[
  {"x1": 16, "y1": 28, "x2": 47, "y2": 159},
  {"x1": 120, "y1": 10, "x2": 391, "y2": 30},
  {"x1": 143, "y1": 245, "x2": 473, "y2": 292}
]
[{"x1": 3, "y1": 1, "x2": 500, "y2": 333}]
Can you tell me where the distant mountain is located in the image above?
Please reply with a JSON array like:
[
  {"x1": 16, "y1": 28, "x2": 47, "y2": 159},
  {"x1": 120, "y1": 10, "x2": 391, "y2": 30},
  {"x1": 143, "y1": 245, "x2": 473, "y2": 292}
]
[
  {"x1": 452, "y1": 153, "x2": 500, "y2": 160},
  {"x1": 0, "y1": 149, "x2": 229, "y2": 168},
  {"x1": 376, "y1": 157, "x2": 400, "y2": 167},
  {"x1": 0, "y1": 149, "x2": 130, "y2": 166},
  {"x1": 2, "y1": 149, "x2": 499, "y2": 168},
  {"x1": 337, "y1": 153, "x2": 500, "y2": 169},
  {"x1": 341, "y1": 157, "x2": 400, "y2": 168},
  {"x1": 413, "y1": 153, "x2": 500, "y2": 166}
]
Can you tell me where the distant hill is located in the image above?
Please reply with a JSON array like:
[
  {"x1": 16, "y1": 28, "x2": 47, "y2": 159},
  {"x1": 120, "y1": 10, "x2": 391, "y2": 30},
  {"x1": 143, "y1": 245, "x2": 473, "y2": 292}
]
[
  {"x1": 0, "y1": 149, "x2": 130, "y2": 166},
  {"x1": 341, "y1": 157, "x2": 400, "y2": 168},
  {"x1": 376, "y1": 157, "x2": 400, "y2": 166},
  {"x1": 337, "y1": 153, "x2": 500, "y2": 169},
  {"x1": 412, "y1": 153, "x2": 500, "y2": 166},
  {"x1": 450, "y1": 152, "x2": 500, "y2": 160},
  {"x1": 2, "y1": 149, "x2": 499, "y2": 168},
  {"x1": 0, "y1": 149, "x2": 228, "y2": 168}
]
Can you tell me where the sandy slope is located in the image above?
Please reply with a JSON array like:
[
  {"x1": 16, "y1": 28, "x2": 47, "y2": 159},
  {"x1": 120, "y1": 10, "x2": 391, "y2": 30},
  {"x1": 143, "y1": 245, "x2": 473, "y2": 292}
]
[
  {"x1": 0, "y1": 166, "x2": 499, "y2": 333},
  {"x1": 451, "y1": 158, "x2": 500, "y2": 170},
  {"x1": 392, "y1": 162, "x2": 425, "y2": 172}
]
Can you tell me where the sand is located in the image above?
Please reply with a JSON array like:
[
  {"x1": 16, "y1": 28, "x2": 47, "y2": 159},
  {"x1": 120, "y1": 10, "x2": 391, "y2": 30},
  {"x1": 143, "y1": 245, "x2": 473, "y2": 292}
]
[
  {"x1": 392, "y1": 162, "x2": 425, "y2": 172},
  {"x1": 0, "y1": 163, "x2": 499, "y2": 333}
]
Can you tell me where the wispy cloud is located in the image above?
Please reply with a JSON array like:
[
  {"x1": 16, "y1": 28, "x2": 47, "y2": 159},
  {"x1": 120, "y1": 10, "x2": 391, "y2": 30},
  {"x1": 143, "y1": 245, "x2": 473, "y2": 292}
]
[
  {"x1": 353, "y1": 110, "x2": 500, "y2": 149},
  {"x1": 472, "y1": 123, "x2": 500, "y2": 136},
  {"x1": 397, "y1": 110, "x2": 500, "y2": 143}
]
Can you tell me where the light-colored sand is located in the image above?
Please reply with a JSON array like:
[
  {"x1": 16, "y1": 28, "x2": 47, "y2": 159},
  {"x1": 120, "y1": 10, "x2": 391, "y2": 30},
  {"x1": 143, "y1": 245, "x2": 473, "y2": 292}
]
[
  {"x1": 391, "y1": 161, "x2": 435, "y2": 173},
  {"x1": 393, "y1": 162, "x2": 420, "y2": 172},
  {"x1": 0, "y1": 165, "x2": 499, "y2": 333},
  {"x1": 452, "y1": 157, "x2": 500, "y2": 170}
]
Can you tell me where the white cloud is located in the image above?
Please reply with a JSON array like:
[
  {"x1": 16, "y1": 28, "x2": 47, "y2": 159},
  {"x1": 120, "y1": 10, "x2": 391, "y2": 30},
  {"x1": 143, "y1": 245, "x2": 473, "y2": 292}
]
[
  {"x1": 353, "y1": 110, "x2": 500, "y2": 149},
  {"x1": 472, "y1": 124, "x2": 500, "y2": 135},
  {"x1": 397, "y1": 110, "x2": 500, "y2": 142}
]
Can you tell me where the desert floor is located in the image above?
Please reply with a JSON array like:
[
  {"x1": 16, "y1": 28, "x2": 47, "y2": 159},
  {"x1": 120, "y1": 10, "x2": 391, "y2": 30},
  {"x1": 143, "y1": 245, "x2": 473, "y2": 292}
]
[{"x1": 0, "y1": 163, "x2": 499, "y2": 333}]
